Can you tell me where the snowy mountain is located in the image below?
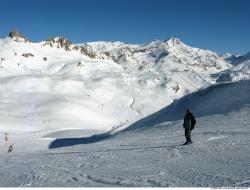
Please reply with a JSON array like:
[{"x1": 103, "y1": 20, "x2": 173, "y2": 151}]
[
  {"x1": 215, "y1": 52, "x2": 250, "y2": 82},
  {"x1": 0, "y1": 32, "x2": 232, "y2": 135},
  {"x1": 0, "y1": 31, "x2": 249, "y2": 187},
  {"x1": 221, "y1": 51, "x2": 250, "y2": 65},
  {"x1": 82, "y1": 37, "x2": 230, "y2": 73}
]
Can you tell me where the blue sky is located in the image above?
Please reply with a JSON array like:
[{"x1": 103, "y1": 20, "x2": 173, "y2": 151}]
[{"x1": 0, "y1": 0, "x2": 249, "y2": 54}]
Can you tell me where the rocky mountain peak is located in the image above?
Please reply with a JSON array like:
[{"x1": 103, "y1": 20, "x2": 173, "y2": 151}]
[
  {"x1": 45, "y1": 36, "x2": 72, "y2": 51},
  {"x1": 165, "y1": 37, "x2": 185, "y2": 47},
  {"x1": 8, "y1": 30, "x2": 29, "y2": 43}
]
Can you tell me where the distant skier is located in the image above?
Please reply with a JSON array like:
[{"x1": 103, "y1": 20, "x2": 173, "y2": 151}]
[
  {"x1": 4, "y1": 132, "x2": 8, "y2": 141},
  {"x1": 183, "y1": 109, "x2": 196, "y2": 145},
  {"x1": 8, "y1": 145, "x2": 13, "y2": 153}
]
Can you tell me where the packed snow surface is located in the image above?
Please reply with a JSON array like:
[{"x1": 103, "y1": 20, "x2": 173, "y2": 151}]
[{"x1": 0, "y1": 80, "x2": 249, "y2": 187}]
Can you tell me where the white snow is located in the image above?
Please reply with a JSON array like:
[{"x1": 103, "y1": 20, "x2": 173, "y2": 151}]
[
  {"x1": 0, "y1": 36, "x2": 232, "y2": 134},
  {"x1": 215, "y1": 59, "x2": 250, "y2": 82},
  {"x1": 0, "y1": 35, "x2": 249, "y2": 187},
  {"x1": 0, "y1": 79, "x2": 249, "y2": 187}
]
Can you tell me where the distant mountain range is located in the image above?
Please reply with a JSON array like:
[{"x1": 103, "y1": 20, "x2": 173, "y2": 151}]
[{"x1": 0, "y1": 30, "x2": 249, "y2": 133}]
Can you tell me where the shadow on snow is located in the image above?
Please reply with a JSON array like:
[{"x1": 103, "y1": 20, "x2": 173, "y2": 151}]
[
  {"x1": 122, "y1": 80, "x2": 250, "y2": 132},
  {"x1": 49, "y1": 80, "x2": 250, "y2": 149},
  {"x1": 48, "y1": 144, "x2": 182, "y2": 154},
  {"x1": 49, "y1": 132, "x2": 111, "y2": 149}
]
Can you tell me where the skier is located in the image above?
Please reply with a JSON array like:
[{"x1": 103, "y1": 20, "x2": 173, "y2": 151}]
[
  {"x1": 4, "y1": 132, "x2": 8, "y2": 141},
  {"x1": 183, "y1": 109, "x2": 196, "y2": 145},
  {"x1": 8, "y1": 145, "x2": 13, "y2": 153}
]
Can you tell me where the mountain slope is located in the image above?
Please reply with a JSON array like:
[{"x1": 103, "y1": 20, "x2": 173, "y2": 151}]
[
  {"x1": 215, "y1": 59, "x2": 250, "y2": 82},
  {"x1": 123, "y1": 79, "x2": 250, "y2": 131},
  {"x1": 0, "y1": 34, "x2": 232, "y2": 134},
  {"x1": 83, "y1": 37, "x2": 230, "y2": 74},
  {"x1": 222, "y1": 52, "x2": 250, "y2": 65}
]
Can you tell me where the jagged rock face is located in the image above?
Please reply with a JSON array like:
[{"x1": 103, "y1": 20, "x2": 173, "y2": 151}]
[
  {"x1": 57, "y1": 37, "x2": 72, "y2": 50},
  {"x1": 73, "y1": 45, "x2": 80, "y2": 51},
  {"x1": 80, "y1": 46, "x2": 88, "y2": 55},
  {"x1": 22, "y1": 53, "x2": 34, "y2": 58},
  {"x1": 45, "y1": 37, "x2": 55, "y2": 47},
  {"x1": 43, "y1": 37, "x2": 98, "y2": 59},
  {"x1": 80, "y1": 47, "x2": 96, "y2": 58},
  {"x1": 9, "y1": 30, "x2": 29, "y2": 42},
  {"x1": 9, "y1": 30, "x2": 21, "y2": 38},
  {"x1": 44, "y1": 37, "x2": 72, "y2": 51},
  {"x1": 103, "y1": 51, "x2": 116, "y2": 62}
]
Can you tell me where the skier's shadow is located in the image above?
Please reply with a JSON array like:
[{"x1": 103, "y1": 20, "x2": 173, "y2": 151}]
[{"x1": 49, "y1": 132, "x2": 111, "y2": 149}]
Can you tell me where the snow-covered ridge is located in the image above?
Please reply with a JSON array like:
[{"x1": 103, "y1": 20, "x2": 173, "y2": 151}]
[
  {"x1": 82, "y1": 37, "x2": 231, "y2": 73},
  {"x1": 0, "y1": 31, "x2": 243, "y2": 135},
  {"x1": 215, "y1": 59, "x2": 250, "y2": 82},
  {"x1": 214, "y1": 51, "x2": 250, "y2": 82},
  {"x1": 221, "y1": 52, "x2": 250, "y2": 65}
]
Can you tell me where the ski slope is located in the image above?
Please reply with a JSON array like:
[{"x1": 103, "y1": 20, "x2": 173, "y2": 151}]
[
  {"x1": 0, "y1": 80, "x2": 249, "y2": 187},
  {"x1": 0, "y1": 33, "x2": 249, "y2": 187}
]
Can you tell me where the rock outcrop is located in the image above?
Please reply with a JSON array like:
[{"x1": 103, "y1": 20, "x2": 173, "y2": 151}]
[{"x1": 9, "y1": 30, "x2": 30, "y2": 43}]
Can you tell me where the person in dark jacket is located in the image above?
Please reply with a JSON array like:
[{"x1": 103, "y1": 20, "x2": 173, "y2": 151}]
[
  {"x1": 8, "y1": 145, "x2": 13, "y2": 153},
  {"x1": 183, "y1": 109, "x2": 196, "y2": 145}
]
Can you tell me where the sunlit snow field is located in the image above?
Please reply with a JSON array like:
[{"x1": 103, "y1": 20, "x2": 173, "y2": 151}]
[{"x1": 0, "y1": 36, "x2": 249, "y2": 187}]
